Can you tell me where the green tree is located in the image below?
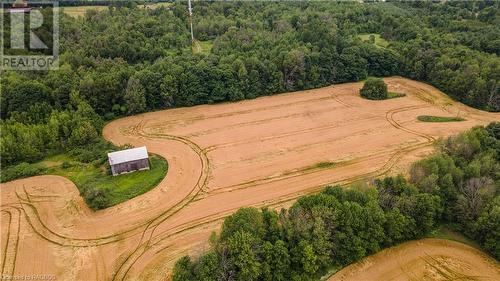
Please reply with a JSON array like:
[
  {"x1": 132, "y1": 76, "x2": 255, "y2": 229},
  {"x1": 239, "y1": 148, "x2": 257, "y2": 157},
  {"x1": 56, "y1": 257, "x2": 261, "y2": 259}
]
[
  {"x1": 227, "y1": 231, "x2": 261, "y2": 281},
  {"x1": 292, "y1": 240, "x2": 318, "y2": 276},
  {"x1": 475, "y1": 197, "x2": 500, "y2": 259},
  {"x1": 194, "y1": 251, "x2": 220, "y2": 281},
  {"x1": 368, "y1": 34, "x2": 375, "y2": 44},
  {"x1": 124, "y1": 77, "x2": 147, "y2": 114},
  {"x1": 220, "y1": 208, "x2": 265, "y2": 241},
  {"x1": 173, "y1": 256, "x2": 195, "y2": 281},
  {"x1": 3, "y1": 80, "x2": 51, "y2": 119},
  {"x1": 262, "y1": 240, "x2": 290, "y2": 281},
  {"x1": 69, "y1": 121, "x2": 98, "y2": 147},
  {"x1": 360, "y1": 77, "x2": 388, "y2": 100}
]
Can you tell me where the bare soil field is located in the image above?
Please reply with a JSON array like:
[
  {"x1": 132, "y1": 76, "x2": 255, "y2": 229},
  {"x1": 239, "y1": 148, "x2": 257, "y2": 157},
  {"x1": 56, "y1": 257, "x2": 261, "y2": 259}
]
[
  {"x1": 1, "y1": 77, "x2": 498, "y2": 280},
  {"x1": 328, "y1": 238, "x2": 500, "y2": 281}
]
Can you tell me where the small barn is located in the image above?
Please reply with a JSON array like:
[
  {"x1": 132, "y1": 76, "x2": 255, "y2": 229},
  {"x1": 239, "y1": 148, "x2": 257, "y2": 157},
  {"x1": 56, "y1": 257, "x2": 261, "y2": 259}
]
[{"x1": 108, "y1": 146, "x2": 150, "y2": 176}]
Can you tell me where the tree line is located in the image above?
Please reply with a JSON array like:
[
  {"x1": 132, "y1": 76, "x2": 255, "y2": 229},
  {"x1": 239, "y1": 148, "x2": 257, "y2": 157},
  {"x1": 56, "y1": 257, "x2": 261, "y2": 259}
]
[
  {"x1": 173, "y1": 122, "x2": 499, "y2": 281},
  {"x1": 1, "y1": 1, "x2": 499, "y2": 168}
]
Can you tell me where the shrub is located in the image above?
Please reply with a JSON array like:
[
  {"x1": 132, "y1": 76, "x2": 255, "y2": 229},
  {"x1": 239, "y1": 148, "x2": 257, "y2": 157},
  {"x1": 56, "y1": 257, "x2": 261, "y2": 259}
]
[
  {"x1": 0, "y1": 162, "x2": 46, "y2": 183},
  {"x1": 103, "y1": 112, "x2": 116, "y2": 121},
  {"x1": 69, "y1": 139, "x2": 114, "y2": 163},
  {"x1": 369, "y1": 34, "x2": 375, "y2": 44},
  {"x1": 360, "y1": 77, "x2": 388, "y2": 100},
  {"x1": 82, "y1": 184, "x2": 110, "y2": 210},
  {"x1": 486, "y1": 122, "x2": 500, "y2": 139}
]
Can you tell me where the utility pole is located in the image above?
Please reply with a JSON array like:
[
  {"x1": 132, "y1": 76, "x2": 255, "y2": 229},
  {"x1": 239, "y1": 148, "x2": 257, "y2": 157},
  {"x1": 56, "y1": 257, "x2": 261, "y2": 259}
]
[{"x1": 188, "y1": 0, "x2": 194, "y2": 42}]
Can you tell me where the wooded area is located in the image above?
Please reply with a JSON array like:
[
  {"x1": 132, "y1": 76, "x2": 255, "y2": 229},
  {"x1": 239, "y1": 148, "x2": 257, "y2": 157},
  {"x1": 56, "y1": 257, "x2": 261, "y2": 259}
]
[
  {"x1": 1, "y1": 1, "x2": 499, "y2": 167},
  {"x1": 172, "y1": 122, "x2": 500, "y2": 281}
]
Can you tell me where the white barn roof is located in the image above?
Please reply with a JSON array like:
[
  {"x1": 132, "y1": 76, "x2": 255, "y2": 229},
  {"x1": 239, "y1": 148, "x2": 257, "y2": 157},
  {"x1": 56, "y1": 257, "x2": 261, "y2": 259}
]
[{"x1": 108, "y1": 146, "x2": 148, "y2": 165}]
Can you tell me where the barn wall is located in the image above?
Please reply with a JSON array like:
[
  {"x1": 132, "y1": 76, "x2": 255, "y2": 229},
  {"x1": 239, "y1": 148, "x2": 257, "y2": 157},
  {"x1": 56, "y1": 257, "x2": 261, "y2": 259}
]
[{"x1": 111, "y1": 158, "x2": 150, "y2": 176}]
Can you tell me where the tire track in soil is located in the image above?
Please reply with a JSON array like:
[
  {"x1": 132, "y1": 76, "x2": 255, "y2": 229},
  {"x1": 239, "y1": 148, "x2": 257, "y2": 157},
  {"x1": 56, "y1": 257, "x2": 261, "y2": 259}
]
[
  {"x1": 5, "y1": 78, "x2": 494, "y2": 281},
  {"x1": 110, "y1": 121, "x2": 212, "y2": 281},
  {"x1": 111, "y1": 140, "x2": 432, "y2": 281},
  {"x1": 181, "y1": 102, "x2": 346, "y2": 139},
  {"x1": 0, "y1": 118, "x2": 211, "y2": 278},
  {"x1": 1, "y1": 207, "x2": 21, "y2": 278},
  {"x1": 421, "y1": 253, "x2": 480, "y2": 280},
  {"x1": 200, "y1": 104, "x2": 432, "y2": 197},
  {"x1": 149, "y1": 93, "x2": 336, "y2": 129},
  {"x1": 110, "y1": 103, "x2": 438, "y2": 280},
  {"x1": 200, "y1": 115, "x2": 381, "y2": 154},
  {"x1": 332, "y1": 93, "x2": 353, "y2": 108},
  {"x1": 385, "y1": 105, "x2": 436, "y2": 143},
  {"x1": 6, "y1": 102, "x2": 436, "y2": 280},
  {"x1": 0, "y1": 84, "x2": 392, "y2": 250},
  {"x1": 5, "y1": 120, "x2": 210, "y2": 248}
]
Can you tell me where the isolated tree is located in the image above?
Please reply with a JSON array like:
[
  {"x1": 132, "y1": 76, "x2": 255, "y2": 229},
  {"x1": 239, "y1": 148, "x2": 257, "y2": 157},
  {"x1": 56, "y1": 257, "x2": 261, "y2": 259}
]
[
  {"x1": 369, "y1": 34, "x2": 376, "y2": 44},
  {"x1": 360, "y1": 77, "x2": 388, "y2": 100},
  {"x1": 124, "y1": 77, "x2": 147, "y2": 115}
]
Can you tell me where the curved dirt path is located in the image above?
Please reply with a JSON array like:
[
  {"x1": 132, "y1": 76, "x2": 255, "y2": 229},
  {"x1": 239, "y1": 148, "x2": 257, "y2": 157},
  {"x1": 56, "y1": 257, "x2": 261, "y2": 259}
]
[
  {"x1": 328, "y1": 239, "x2": 500, "y2": 281},
  {"x1": 1, "y1": 77, "x2": 498, "y2": 280}
]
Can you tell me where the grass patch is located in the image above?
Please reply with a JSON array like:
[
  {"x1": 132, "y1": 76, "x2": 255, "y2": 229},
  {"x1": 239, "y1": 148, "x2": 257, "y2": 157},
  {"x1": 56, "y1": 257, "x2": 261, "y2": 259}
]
[
  {"x1": 320, "y1": 266, "x2": 342, "y2": 281},
  {"x1": 388, "y1": 92, "x2": 406, "y2": 99},
  {"x1": 359, "y1": 33, "x2": 389, "y2": 48},
  {"x1": 282, "y1": 161, "x2": 336, "y2": 176},
  {"x1": 314, "y1": 161, "x2": 336, "y2": 169},
  {"x1": 199, "y1": 40, "x2": 214, "y2": 54},
  {"x1": 60, "y1": 6, "x2": 108, "y2": 18},
  {"x1": 143, "y1": 2, "x2": 173, "y2": 9},
  {"x1": 1, "y1": 151, "x2": 168, "y2": 210},
  {"x1": 48, "y1": 154, "x2": 168, "y2": 209},
  {"x1": 426, "y1": 225, "x2": 480, "y2": 249},
  {"x1": 417, "y1": 115, "x2": 465, "y2": 122},
  {"x1": 192, "y1": 40, "x2": 213, "y2": 54}
]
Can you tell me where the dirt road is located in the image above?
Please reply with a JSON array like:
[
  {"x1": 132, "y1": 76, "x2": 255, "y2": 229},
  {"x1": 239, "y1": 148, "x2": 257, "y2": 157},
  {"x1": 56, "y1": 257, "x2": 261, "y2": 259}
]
[
  {"x1": 1, "y1": 77, "x2": 498, "y2": 280},
  {"x1": 328, "y1": 239, "x2": 500, "y2": 281}
]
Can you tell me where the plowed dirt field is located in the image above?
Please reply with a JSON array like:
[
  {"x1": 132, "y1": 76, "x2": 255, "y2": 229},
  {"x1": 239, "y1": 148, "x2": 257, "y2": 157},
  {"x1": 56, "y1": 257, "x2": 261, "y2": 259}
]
[
  {"x1": 1, "y1": 77, "x2": 498, "y2": 280},
  {"x1": 329, "y1": 239, "x2": 500, "y2": 281}
]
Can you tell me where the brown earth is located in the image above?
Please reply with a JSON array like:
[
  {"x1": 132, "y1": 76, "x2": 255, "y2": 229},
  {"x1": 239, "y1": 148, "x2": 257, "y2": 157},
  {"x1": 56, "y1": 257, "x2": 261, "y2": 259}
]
[
  {"x1": 328, "y1": 238, "x2": 500, "y2": 281},
  {"x1": 1, "y1": 77, "x2": 498, "y2": 281}
]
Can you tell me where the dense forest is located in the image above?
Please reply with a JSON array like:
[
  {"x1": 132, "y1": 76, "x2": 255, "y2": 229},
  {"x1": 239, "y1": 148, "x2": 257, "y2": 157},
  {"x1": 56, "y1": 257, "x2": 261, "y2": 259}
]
[
  {"x1": 172, "y1": 122, "x2": 500, "y2": 281},
  {"x1": 1, "y1": 1, "x2": 499, "y2": 168}
]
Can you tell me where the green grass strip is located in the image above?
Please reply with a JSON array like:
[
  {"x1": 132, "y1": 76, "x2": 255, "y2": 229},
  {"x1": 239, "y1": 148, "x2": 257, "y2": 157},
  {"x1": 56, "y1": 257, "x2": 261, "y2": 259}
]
[{"x1": 417, "y1": 115, "x2": 465, "y2": 122}]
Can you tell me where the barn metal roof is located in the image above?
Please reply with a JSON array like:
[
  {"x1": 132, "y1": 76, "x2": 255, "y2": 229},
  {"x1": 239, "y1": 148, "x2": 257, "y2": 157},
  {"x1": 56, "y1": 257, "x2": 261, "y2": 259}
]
[{"x1": 108, "y1": 146, "x2": 148, "y2": 165}]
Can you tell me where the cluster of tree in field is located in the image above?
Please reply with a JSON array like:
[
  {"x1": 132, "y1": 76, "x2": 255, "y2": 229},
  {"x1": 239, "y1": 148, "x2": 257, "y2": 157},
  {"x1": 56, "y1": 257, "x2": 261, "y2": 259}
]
[
  {"x1": 173, "y1": 123, "x2": 500, "y2": 281},
  {"x1": 1, "y1": 1, "x2": 499, "y2": 168},
  {"x1": 359, "y1": 77, "x2": 388, "y2": 100}
]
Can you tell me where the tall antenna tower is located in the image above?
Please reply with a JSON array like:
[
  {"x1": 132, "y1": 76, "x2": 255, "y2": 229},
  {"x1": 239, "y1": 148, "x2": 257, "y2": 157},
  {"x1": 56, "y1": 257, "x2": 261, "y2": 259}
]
[{"x1": 188, "y1": 0, "x2": 194, "y2": 42}]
